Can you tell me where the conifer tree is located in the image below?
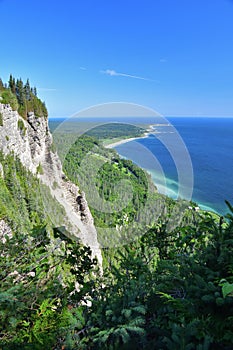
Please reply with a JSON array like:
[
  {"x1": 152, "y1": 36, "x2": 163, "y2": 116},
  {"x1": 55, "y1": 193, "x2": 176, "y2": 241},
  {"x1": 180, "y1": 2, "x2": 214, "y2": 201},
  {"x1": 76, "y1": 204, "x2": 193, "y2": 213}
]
[
  {"x1": 15, "y1": 78, "x2": 25, "y2": 105},
  {"x1": 0, "y1": 78, "x2": 4, "y2": 90},
  {"x1": 24, "y1": 79, "x2": 31, "y2": 101},
  {"x1": 8, "y1": 74, "x2": 16, "y2": 94}
]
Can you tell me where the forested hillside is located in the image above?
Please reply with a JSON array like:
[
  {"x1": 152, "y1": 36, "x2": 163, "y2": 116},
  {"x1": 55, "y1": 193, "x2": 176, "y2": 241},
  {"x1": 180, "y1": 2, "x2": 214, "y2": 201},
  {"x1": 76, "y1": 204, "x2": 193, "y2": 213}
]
[
  {"x1": 1, "y1": 149, "x2": 233, "y2": 349},
  {"x1": 0, "y1": 151, "x2": 67, "y2": 233},
  {"x1": 63, "y1": 134, "x2": 202, "y2": 249},
  {"x1": 0, "y1": 76, "x2": 233, "y2": 349}
]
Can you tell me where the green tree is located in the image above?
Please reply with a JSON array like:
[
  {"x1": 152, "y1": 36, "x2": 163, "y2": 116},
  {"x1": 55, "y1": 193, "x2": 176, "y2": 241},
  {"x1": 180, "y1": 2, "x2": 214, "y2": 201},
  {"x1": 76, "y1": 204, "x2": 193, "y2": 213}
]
[
  {"x1": 0, "y1": 225, "x2": 97, "y2": 349},
  {"x1": 0, "y1": 78, "x2": 4, "y2": 90},
  {"x1": 24, "y1": 79, "x2": 31, "y2": 101},
  {"x1": 8, "y1": 74, "x2": 16, "y2": 94},
  {"x1": 15, "y1": 78, "x2": 25, "y2": 105}
]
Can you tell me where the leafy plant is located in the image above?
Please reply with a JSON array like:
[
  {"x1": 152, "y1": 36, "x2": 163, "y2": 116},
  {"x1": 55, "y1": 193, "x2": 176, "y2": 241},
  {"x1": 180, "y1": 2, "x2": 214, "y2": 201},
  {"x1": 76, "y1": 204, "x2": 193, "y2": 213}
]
[{"x1": 17, "y1": 119, "x2": 26, "y2": 136}]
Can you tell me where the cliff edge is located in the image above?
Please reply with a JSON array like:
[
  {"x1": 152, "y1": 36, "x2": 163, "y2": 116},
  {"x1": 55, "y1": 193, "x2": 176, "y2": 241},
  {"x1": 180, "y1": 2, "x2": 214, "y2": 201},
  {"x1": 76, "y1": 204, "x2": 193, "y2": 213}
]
[{"x1": 0, "y1": 103, "x2": 102, "y2": 265}]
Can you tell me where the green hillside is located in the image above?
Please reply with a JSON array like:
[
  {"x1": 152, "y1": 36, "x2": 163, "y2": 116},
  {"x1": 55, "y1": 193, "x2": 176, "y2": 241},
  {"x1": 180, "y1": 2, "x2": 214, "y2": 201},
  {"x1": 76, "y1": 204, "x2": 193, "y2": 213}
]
[{"x1": 0, "y1": 77, "x2": 233, "y2": 349}]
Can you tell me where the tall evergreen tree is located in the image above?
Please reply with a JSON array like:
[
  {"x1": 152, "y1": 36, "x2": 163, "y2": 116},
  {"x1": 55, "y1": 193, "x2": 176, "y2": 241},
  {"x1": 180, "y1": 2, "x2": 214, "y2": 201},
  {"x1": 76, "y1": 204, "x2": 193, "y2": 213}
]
[
  {"x1": 0, "y1": 78, "x2": 4, "y2": 90},
  {"x1": 24, "y1": 79, "x2": 31, "y2": 101},
  {"x1": 15, "y1": 78, "x2": 25, "y2": 105},
  {"x1": 8, "y1": 74, "x2": 16, "y2": 94}
]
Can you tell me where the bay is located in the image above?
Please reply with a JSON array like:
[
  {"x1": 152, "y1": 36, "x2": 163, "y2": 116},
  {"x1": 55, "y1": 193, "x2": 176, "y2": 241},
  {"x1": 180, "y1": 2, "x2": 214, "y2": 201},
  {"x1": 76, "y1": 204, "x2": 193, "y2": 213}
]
[{"x1": 114, "y1": 117, "x2": 233, "y2": 215}]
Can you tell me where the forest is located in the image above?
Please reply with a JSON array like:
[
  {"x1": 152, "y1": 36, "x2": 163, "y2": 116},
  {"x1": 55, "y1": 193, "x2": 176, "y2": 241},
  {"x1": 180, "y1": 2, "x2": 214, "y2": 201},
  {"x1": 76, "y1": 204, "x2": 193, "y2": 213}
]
[
  {"x1": 0, "y1": 76, "x2": 233, "y2": 349},
  {"x1": 1, "y1": 156, "x2": 233, "y2": 349},
  {"x1": 0, "y1": 75, "x2": 48, "y2": 119}
]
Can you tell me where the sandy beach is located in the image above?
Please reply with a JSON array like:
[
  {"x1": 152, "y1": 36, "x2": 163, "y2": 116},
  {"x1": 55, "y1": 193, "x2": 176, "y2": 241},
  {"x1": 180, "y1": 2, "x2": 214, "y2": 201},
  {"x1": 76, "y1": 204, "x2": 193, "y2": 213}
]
[
  {"x1": 105, "y1": 136, "x2": 145, "y2": 148},
  {"x1": 104, "y1": 124, "x2": 156, "y2": 148}
]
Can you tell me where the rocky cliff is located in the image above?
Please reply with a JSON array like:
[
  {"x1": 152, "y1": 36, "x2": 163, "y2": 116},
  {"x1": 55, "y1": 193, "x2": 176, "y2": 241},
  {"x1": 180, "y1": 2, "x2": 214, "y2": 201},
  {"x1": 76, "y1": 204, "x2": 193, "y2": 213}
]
[{"x1": 0, "y1": 103, "x2": 102, "y2": 265}]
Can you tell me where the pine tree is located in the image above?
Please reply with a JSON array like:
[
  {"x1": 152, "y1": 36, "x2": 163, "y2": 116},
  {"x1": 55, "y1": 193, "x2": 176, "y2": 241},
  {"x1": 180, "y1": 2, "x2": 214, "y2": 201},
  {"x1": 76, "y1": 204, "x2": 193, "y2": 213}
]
[
  {"x1": 24, "y1": 79, "x2": 31, "y2": 101},
  {"x1": 15, "y1": 78, "x2": 25, "y2": 105},
  {"x1": 8, "y1": 74, "x2": 16, "y2": 94},
  {"x1": 0, "y1": 78, "x2": 4, "y2": 90}
]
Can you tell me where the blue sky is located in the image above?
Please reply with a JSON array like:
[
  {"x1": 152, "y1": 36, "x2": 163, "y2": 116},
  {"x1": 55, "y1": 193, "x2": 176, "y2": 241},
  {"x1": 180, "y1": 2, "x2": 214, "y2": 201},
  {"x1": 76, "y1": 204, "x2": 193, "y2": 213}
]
[{"x1": 1, "y1": 0, "x2": 233, "y2": 117}]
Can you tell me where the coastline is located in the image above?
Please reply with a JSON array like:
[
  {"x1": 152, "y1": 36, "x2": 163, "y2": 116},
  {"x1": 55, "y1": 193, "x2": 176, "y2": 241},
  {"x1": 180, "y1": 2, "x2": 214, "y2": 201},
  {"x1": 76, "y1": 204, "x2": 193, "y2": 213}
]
[
  {"x1": 103, "y1": 126, "x2": 220, "y2": 215},
  {"x1": 105, "y1": 136, "x2": 146, "y2": 149},
  {"x1": 104, "y1": 124, "x2": 155, "y2": 149}
]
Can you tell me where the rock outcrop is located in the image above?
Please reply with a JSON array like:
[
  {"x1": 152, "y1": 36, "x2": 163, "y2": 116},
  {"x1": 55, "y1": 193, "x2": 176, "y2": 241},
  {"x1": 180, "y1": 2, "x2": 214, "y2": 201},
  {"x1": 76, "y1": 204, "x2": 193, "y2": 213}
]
[
  {"x1": 0, "y1": 219, "x2": 12, "y2": 244},
  {"x1": 0, "y1": 162, "x2": 3, "y2": 178},
  {"x1": 0, "y1": 103, "x2": 102, "y2": 265}
]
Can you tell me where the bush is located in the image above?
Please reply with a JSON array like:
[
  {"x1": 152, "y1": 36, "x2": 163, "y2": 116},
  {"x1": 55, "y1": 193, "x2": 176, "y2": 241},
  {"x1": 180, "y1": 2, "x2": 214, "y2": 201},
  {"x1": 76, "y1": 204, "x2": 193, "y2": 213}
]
[
  {"x1": 36, "y1": 163, "x2": 44, "y2": 175},
  {"x1": 0, "y1": 112, "x2": 3, "y2": 127},
  {"x1": 17, "y1": 119, "x2": 26, "y2": 136},
  {"x1": 0, "y1": 89, "x2": 18, "y2": 111}
]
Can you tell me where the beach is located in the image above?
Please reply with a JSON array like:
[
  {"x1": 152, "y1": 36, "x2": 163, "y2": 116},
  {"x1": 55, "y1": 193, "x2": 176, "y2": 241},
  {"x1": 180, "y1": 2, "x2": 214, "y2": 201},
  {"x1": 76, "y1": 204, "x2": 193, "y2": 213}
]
[
  {"x1": 109, "y1": 117, "x2": 233, "y2": 215},
  {"x1": 105, "y1": 136, "x2": 146, "y2": 148},
  {"x1": 104, "y1": 124, "x2": 156, "y2": 148}
]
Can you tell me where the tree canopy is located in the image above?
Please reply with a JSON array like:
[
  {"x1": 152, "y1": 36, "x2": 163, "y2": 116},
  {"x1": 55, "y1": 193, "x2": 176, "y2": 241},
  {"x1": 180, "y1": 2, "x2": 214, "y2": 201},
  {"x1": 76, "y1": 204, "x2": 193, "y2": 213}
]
[{"x1": 0, "y1": 75, "x2": 48, "y2": 119}]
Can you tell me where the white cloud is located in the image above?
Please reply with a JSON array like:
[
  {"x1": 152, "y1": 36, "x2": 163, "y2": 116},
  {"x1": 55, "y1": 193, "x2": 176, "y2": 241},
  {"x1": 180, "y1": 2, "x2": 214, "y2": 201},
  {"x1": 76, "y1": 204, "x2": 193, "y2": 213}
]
[
  {"x1": 159, "y1": 58, "x2": 167, "y2": 63},
  {"x1": 79, "y1": 67, "x2": 87, "y2": 70},
  {"x1": 37, "y1": 88, "x2": 57, "y2": 92},
  {"x1": 101, "y1": 69, "x2": 153, "y2": 81}
]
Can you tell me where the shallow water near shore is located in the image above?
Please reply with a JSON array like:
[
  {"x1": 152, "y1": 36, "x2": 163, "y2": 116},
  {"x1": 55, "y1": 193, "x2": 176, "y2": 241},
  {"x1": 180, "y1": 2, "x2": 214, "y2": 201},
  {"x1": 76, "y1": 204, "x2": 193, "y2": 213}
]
[
  {"x1": 49, "y1": 116, "x2": 233, "y2": 215},
  {"x1": 114, "y1": 117, "x2": 233, "y2": 215}
]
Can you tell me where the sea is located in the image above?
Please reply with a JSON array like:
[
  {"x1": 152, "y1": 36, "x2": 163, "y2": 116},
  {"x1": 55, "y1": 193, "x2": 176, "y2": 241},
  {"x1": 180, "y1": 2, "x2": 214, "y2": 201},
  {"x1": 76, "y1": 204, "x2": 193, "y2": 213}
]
[
  {"x1": 49, "y1": 117, "x2": 233, "y2": 215},
  {"x1": 114, "y1": 117, "x2": 233, "y2": 215}
]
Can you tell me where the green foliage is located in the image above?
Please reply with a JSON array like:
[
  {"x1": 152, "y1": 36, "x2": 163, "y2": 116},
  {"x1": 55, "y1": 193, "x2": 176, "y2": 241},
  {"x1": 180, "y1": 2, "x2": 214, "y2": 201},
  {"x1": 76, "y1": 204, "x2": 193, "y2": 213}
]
[
  {"x1": 63, "y1": 134, "x2": 197, "y2": 248},
  {"x1": 0, "y1": 112, "x2": 3, "y2": 126},
  {"x1": 1, "y1": 156, "x2": 233, "y2": 349},
  {"x1": 17, "y1": 119, "x2": 26, "y2": 136},
  {"x1": 1, "y1": 115, "x2": 233, "y2": 348},
  {"x1": 36, "y1": 163, "x2": 44, "y2": 175},
  {"x1": 222, "y1": 281, "x2": 233, "y2": 298},
  {"x1": 0, "y1": 78, "x2": 4, "y2": 90},
  {"x1": 79, "y1": 211, "x2": 233, "y2": 349},
  {"x1": 0, "y1": 89, "x2": 19, "y2": 110},
  {"x1": 0, "y1": 225, "x2": 97, "y2": 349},
  {"x1": 86, "y1": 123, "x2": 145, "y2": 140},
  {"x1": 0, "y1": 75, "x2": 48, "y2": 119},
  {"x1": 0, "y1": 151, "x2": 66, "y2": 231},
  {"x1": 63, "y1": 135, "x2": 150, "y2": 228}
]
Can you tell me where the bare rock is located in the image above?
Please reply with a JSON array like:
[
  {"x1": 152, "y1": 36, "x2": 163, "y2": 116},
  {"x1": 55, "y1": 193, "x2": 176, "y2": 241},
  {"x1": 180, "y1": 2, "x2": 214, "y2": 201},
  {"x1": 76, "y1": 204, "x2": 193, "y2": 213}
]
[
  {"x1": 0, "y1": 103, "x2": 102, "y2": 266},
  {"x1": 0, "y1": 163, "x2": 3, "y2": 178},
  {"x1": 0, "y1": 219, "x2": 12, "y2": 243}
]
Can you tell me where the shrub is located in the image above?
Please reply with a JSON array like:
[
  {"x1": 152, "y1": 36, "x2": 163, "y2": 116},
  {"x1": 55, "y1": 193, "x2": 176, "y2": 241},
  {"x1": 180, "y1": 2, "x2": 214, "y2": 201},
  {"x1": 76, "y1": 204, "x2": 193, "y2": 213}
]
[
  {"x1": 0, "y1": 89, "x2": 18, "y2": 111},
  {"x1": 17, "y1": 119, "x2": 26, "y2": 136},
  {"x1": 0, "y1": 112, "x2": 3, "y2": 126},
  {"x1": 36, "y1": 163, "x2": 44, "y2": 175}
]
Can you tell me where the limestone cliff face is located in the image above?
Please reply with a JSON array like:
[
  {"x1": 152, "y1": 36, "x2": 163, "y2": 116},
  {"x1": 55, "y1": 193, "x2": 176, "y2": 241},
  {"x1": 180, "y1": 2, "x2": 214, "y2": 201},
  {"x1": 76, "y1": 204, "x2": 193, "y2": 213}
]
[
  {"x1": 0, "y1": 219, "x2": 12, "y2": 243},
  {"x1": 0, "y1": 103, "x2": 102, "y2": 264}
]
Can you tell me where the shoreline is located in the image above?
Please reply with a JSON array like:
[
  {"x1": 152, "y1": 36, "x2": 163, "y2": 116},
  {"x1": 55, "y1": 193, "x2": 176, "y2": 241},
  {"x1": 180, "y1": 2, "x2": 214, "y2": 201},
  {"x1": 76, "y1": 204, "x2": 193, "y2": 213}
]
[
  {"x1": 105, "y1": 135, "x2": 147, "y2": 148},
  {"x1": 104, "y1": 124, "x2": 156, "y2": 149},
  {"x1": 104, "y1": 128, "x2": 220, "y2": 215}
]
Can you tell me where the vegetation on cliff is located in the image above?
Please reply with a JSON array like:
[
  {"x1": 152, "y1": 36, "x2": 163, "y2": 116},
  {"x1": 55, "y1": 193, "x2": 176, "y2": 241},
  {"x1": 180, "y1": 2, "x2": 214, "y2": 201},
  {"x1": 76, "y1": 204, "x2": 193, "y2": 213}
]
[
  {"x1": 0, "y1": 75, "x2": 48, "y2": 119},
  {"x1": 0, "y1": 151, "x2": 69, "y2": 234},
  {"x1": 1, "y1": 170, "x2": 233, "y2": 349},
  {"x1": 62, "y1": 133, "x2": 201, "y2": 248},
  {"x1": 0, "y1": 100, "x2": 233, "y2": 349}
]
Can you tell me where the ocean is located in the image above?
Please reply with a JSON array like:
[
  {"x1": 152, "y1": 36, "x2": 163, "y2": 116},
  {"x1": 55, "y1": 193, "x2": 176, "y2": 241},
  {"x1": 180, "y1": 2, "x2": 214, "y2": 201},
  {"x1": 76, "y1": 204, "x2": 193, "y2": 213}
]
[
  {"x1": 114, "y1": 117, "x2": 233, "y2": 215},
  {"x1": 49, "y1": 116, "x2": 233, "y2": 215}
]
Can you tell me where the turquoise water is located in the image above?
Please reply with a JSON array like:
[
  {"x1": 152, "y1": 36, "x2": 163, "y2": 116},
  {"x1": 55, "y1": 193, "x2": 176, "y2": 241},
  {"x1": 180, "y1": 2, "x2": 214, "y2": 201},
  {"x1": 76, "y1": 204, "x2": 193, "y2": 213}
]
[
  {"x1": 49, "y1": 116, "x2": 233, "y2": 215},
  {"x1": 114, "y1": 117, "x2": 233, "y2": 215}
]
